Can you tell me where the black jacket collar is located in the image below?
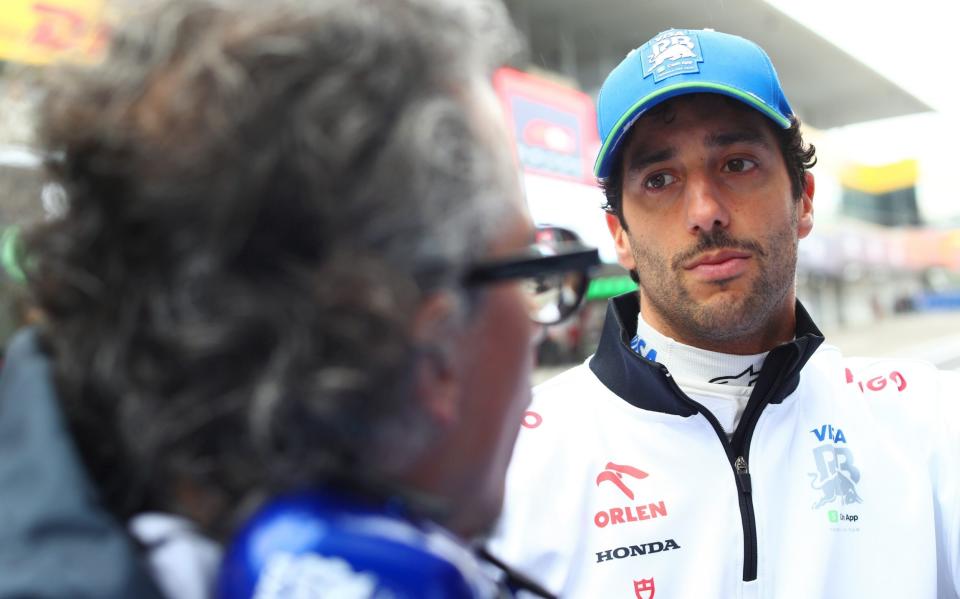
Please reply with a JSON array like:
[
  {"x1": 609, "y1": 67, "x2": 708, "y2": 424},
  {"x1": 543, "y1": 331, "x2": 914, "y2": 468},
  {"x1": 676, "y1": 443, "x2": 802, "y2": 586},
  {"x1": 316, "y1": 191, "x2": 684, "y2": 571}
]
[{"x1": 589, "y1": 293, "x2": 825, "y2": 416}]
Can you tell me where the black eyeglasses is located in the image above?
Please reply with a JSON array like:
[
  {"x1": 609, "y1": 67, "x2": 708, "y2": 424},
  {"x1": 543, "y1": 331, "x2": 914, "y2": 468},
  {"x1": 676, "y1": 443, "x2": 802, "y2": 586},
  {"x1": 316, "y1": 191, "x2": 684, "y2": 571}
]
[{"x1": 465, "y1": 227, "x2": 600, "y2": 325}]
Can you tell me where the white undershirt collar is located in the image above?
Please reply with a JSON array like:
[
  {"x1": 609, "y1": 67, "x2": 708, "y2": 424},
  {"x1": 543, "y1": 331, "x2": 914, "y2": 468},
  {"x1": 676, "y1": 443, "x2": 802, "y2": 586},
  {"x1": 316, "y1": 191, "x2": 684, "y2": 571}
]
[
  {"x1": 632, "y1": 311, "x2": 769, "y2": 388},
  {"x1": 631, "y1": 311, "x2": 770, "y2": 436}
]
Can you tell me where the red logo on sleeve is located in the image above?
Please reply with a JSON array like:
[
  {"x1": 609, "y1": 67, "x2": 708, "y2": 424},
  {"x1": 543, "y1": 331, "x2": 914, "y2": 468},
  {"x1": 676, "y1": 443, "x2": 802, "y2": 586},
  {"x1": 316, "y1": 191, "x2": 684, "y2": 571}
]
[
  {"x1": 521, "y1": 411, "x2": 543, "y2": 429},
  {"x1": 845, "y1": 368, "x2": 907, "y2": 393}
]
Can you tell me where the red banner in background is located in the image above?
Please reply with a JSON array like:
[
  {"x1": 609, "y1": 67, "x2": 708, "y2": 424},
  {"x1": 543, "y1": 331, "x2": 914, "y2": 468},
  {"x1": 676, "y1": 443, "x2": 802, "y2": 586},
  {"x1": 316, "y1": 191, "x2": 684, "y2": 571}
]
[
  {"x1": 493, "y1": 68, "x2": 600, "y2": 185},
  {"x1": 0, "y1": 0, "x2": 107, "y2": 65}
]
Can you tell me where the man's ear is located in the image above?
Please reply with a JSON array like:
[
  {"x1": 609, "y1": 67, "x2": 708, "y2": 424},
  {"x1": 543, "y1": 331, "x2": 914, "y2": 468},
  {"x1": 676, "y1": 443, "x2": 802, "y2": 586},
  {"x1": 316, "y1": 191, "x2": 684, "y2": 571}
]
[
  {"x1": 797, "y1": 171, "x2": 815, "y2": 239},
  {"x1": 606, "y1": 212, "x2": 637, "y2": 271},
  {"x1": 411, "y1": 293, "x2": 460, "y2": 428}
]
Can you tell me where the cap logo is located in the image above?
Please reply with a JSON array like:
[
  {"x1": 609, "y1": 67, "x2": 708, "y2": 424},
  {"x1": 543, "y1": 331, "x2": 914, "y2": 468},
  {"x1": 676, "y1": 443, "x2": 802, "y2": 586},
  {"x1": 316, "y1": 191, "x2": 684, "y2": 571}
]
[{"x1": 641, "y1": 30, "x2": 702, "y2": 83}]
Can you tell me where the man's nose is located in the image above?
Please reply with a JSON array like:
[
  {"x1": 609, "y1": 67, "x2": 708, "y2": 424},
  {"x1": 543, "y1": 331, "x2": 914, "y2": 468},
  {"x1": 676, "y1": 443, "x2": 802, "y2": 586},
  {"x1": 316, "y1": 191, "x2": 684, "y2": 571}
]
[{"x1": 684, "y1": 172, "x2": 730, "y2": 234}]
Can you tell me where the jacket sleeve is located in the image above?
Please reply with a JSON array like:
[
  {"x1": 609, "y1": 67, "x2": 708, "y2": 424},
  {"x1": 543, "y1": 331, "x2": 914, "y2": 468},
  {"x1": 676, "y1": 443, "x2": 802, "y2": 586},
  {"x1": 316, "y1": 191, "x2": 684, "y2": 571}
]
[
  {"x1": 933, "y1": 369, "x2": 960, "y2": 598},
  {"x1": 0, "y1": 329, "x2": 164, "y2": 599},
  {"x1": 485, "y1": 370, "x2": 598, "y2": 597}
]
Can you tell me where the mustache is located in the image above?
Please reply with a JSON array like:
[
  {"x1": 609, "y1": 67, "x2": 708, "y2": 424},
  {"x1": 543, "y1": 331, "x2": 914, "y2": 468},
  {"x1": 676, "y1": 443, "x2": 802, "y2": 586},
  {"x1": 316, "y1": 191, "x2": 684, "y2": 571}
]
[{"x1": 670, "y1": 229, "x2": 767, "y2": 271}]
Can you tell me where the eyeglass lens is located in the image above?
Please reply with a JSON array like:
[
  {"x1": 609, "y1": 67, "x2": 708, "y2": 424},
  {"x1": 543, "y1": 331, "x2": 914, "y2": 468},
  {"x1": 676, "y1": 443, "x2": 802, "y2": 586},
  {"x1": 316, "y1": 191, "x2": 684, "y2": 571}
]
[{"x1": 522, "y1": 270, "x2": 589, "y2": 325}]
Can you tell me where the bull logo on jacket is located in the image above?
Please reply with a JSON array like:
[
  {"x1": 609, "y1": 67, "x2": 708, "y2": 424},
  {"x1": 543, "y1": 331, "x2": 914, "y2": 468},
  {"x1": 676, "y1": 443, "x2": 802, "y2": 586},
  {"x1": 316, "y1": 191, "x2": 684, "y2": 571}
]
[{"x1": 808, "y1": 425, "x2": 863, "y2": 509}]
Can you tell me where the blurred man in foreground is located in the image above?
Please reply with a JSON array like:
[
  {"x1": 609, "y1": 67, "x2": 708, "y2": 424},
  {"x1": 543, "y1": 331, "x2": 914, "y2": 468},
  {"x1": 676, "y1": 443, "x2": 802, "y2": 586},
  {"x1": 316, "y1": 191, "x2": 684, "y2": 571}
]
[
  {"x1": 491, "y1": 28, "x2": 960, "y2": 598},
  {"x1": 0, "y1": 0, "x2": 596, "y2": 596}
]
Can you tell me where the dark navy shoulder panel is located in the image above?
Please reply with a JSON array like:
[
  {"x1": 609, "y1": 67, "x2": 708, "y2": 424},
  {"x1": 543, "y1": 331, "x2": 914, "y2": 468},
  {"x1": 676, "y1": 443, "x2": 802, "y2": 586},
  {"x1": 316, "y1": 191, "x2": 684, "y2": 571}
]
[
  {"x1": 589, "y1": 293, "x2": 696, "y2": 416},
  {"x1": 589, "y1": 293, "x2": 825, "y2": 414}
]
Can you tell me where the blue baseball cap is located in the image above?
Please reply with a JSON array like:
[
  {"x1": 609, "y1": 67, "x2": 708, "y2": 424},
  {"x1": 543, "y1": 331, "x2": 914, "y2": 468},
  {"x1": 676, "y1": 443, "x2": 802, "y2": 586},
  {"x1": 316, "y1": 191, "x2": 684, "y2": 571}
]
[{"x1": 594, "y1": 29, "x2": 794, "y2": 179}]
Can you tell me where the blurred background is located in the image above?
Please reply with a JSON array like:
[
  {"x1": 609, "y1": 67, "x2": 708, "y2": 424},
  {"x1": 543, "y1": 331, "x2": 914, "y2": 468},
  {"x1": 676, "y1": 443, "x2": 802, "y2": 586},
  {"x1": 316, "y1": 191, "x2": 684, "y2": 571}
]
[{"x1": 1, "y1": 0, "x2": 959, "y2": 374}]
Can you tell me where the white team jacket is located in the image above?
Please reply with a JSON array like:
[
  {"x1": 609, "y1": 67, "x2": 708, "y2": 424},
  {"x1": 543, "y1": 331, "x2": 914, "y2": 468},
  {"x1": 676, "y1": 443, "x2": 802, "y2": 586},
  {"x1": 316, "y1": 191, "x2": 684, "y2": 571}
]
[{"x1": 490, "y1": 293, "x2": 960, "y2": 599}]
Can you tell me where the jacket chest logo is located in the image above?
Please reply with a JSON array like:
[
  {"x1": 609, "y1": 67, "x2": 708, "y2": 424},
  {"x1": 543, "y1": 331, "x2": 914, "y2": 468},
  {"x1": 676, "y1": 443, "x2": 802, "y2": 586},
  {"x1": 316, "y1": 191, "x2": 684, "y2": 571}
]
[
  {"x1": 634, "y1": 577, "x2": 656, "y2": 599},
  {"x1": 594, "y1": 462, "x2": 668, "y2": 528},
  {"x1": 808, "y1": 424, "x2": 864, "y2": 524}
]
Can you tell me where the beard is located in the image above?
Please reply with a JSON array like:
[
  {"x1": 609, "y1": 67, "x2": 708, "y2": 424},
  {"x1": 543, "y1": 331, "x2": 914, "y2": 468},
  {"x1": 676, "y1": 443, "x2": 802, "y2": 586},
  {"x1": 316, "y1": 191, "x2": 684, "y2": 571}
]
[{"x1": 629, "y1": 217, "x2": 798, "y2": 346}]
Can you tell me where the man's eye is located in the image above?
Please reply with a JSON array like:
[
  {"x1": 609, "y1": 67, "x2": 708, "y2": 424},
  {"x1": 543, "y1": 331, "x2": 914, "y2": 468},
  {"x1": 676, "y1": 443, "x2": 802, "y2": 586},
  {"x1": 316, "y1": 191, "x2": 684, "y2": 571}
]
[
  {"x1": 644, "y1": 172, "x2": 676, "y2": 190},
  {"x1": 723, "y1": 158, "x2": 758, "y2": 173}
]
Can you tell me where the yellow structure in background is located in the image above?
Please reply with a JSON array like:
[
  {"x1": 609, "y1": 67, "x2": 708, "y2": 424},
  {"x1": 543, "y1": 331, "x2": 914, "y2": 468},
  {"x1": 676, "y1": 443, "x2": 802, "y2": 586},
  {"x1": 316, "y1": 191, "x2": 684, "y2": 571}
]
[
  {"x1": 0, "y1": 0, "x2": 106, "y2": 65},
  {"x1": 840, "y1": 159, "x2": 918, "y2": 195}
]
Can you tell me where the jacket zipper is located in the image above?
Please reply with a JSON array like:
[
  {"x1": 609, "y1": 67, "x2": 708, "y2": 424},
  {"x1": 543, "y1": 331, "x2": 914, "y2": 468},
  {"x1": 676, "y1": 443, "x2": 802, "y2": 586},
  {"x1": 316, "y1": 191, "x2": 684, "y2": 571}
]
[
  {"x1": 728, "y1": 361, "x2": 792, "y2": 581},
  {"x1": 658, "y1": 366, "x2": 770, "y2": 582},
  {"x1": 733, "y1": 455, "x2": 756, "y2": 580}
]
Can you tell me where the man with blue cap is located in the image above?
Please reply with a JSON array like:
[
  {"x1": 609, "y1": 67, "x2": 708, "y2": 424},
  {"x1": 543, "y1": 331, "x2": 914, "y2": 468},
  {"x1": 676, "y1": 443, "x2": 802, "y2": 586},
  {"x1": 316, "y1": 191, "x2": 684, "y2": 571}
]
[{"x1": 488, "y1": 29, "x2": 960, "y2": 598}]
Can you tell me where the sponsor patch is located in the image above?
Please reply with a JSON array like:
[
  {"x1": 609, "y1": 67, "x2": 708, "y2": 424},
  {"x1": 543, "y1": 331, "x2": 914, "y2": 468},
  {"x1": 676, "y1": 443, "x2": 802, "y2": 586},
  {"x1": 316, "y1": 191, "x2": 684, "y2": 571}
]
[
  {"x1": 808, "y1": 424, "x2": 863, "y2": 532},
  {"x1": 808, "y1": 425, "x2": 863, "y2": 509},
  {"x1": 596, "y1": 539, "x2": 680, "y2": 564},
  {"x1": 253, "y1": 553, "x2": 378, "y2": 599},
  {"x1": 521, "y1": 410, "x2": 542, "y2": 429},
  {"x1": 594, "y1": 462, "x2": 668, "y2": 528},
  {"x1": 634, "y1": 577, "x2": 656, "y2": 599},
  {"x1": 641, "y1": 30, "x2": 703, "y2": 82},
  {"x1": 845, "y1": 367, "x2": 907, "y2": 393},
  {"x1": 629, "y1": 335, "x2": 658, "y2": 362},
  {"x1": 596, "y1": 462, "x2": 649, "y2": 499},
  {"x1": 709, "y1": 365, "x2": 761, "y2": 386}
]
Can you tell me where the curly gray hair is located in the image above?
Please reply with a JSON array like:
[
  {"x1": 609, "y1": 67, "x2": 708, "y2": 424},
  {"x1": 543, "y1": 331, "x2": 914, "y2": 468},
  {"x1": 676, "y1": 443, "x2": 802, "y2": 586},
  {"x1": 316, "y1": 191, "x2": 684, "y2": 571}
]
[{"x1": 27, "y1": 0, "x2": 522, "y2": 536}]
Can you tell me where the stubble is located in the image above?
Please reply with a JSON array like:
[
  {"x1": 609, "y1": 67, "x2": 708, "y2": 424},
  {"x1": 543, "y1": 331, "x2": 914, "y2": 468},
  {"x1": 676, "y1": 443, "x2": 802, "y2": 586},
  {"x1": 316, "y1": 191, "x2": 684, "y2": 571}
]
[{"x1": 630, "y1": 217, "x2": 799, "y2": 347}]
